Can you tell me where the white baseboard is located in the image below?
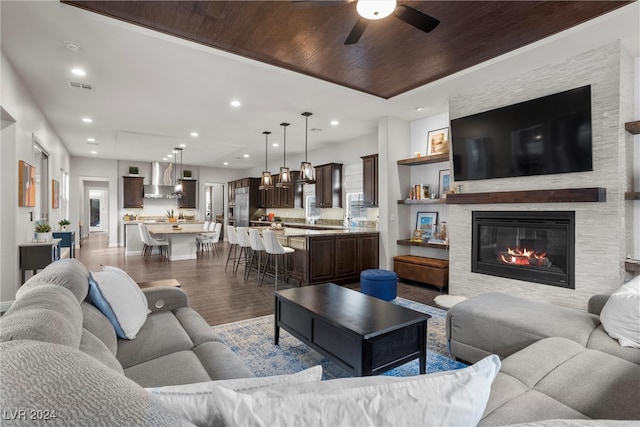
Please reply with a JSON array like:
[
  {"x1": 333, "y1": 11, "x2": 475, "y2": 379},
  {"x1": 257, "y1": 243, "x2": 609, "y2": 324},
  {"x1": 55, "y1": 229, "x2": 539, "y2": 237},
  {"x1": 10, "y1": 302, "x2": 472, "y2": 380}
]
[{"x1": 1, "y1": 300, "x2": 15, "y2": 313}]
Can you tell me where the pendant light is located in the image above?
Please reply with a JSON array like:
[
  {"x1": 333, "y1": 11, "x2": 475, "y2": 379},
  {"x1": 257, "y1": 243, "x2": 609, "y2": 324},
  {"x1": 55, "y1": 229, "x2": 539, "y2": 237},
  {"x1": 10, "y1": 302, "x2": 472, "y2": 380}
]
[
  {"x1": 299, "y1": 111, "x2": 315, "y2": 184},
  {"x1": 277, "y1": 122, "x2": 292, "y2": 188},
  {"x1": 173, "y1": 147, "x2": 184, "y2": 196},
  {"x1": 259, "y1": 131, "x2": 274, "y2": 190}
]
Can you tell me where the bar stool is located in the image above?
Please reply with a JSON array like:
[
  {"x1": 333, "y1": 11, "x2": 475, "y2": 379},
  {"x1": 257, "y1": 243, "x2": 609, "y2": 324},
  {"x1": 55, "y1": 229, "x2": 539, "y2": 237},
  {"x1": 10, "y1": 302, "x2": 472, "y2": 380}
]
[
  {"x1": 247, "y1": 228, "x2": 266, "y2": 283},
  {"x1": 225, "y1": 225, "x2": 239, "y2": 271},
  {"x1": 210, "y1": 222, "x2": 222, "y2": 258},
  {"x1": 234, "y1": 227, "x2": 252, "y2": 276},
  {"x1": 261, "y1": 229, "x2": 295, "y2": 290}
]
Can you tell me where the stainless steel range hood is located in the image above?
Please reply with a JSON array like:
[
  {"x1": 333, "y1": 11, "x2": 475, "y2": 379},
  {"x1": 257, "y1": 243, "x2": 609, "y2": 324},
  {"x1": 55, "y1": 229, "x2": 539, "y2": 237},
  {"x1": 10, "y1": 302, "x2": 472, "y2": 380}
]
[{"x1": 144, "y1": 162, "x2": 176, "y2": 198}]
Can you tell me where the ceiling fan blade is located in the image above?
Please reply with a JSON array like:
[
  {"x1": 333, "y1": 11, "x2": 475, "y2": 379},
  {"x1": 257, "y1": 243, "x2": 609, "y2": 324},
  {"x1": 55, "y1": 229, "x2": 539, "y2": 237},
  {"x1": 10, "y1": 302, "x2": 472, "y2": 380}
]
[
  {"x1": 290, "y1": 0, "x2": 353, "y2": 9},
  {"x1": 393, "y1": 5, "x2": 440, "y2": 33},
  {"x1": 344, "y1": 17, "x2": 368, "y2": 45}
]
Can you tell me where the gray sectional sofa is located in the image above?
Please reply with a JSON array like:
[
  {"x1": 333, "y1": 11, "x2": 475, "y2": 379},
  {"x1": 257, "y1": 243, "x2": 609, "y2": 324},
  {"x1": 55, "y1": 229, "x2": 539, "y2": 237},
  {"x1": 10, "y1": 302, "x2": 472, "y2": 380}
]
[
  {"x1": 0, "y1": 259, "x2": 252, "y2": 425},
  {"x1": 447, "y1": 292, "x2": 640, "y2": 425}
]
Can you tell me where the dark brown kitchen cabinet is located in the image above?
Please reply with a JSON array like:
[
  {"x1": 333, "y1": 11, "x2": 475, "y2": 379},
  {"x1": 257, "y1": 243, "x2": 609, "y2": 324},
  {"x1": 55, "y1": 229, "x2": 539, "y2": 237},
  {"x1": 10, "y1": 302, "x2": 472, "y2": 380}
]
[
  {"x1": 362, "y1": 154, "x2": 378, "y2": 207},
  {"x1": 123, "y1": 176, "x2": 144, "y2": 208},
  {"x1": 178, "y1": 179, "x2": 197, "y2": 208},
  {"x1": 228, "y1": 180, "x2": 236, "y2": 206},
  {"x1": 306, "y1": 233, "x2": 379, "y2": 285},
  {"x1": 259, "y1": 171, "x2": 302, "y2": 208},
  {"x1": 314, "y1": 163, "x2": 343, "y2": 208}
]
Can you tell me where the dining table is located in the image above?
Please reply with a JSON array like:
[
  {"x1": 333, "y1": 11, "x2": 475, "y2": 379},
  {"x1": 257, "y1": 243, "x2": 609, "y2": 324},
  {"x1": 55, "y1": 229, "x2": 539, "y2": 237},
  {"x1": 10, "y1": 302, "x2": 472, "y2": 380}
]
[{"x1": 145, "y1": 223, "x2": 207, "y2": 261}]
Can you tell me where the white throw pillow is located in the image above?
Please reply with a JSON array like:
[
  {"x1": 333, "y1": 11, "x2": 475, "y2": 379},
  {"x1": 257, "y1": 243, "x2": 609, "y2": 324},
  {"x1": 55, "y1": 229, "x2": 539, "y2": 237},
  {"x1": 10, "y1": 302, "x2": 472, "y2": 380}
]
[
  {"x1": 147, "y1": 366, "x2": 323, "y2": 425},
  {"x1": 89, "y1": 268, "x2": 149, "y2": 340},
  {"x1": 153, "y1": 355, "x2": 500, "y2": 427},
  {"x1": 600, "y1": 276, "x2": 640, "y2": 348}
]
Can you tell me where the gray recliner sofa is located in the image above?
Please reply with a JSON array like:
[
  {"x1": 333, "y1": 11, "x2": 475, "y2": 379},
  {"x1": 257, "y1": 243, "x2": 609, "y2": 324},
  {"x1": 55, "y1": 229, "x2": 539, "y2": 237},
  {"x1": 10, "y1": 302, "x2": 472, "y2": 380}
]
[
  {"x1": 0, "y1": 259, "x2": 252, "y2": 425},
  {"x1": 446, "y1": 292, "x2": 640, "y2": 425}
]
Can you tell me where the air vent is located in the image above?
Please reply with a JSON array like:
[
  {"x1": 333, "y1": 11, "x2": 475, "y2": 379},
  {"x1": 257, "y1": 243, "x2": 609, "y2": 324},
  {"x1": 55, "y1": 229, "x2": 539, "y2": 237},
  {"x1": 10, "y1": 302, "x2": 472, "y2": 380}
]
[{"x1": 67, "y1": 81, "x2": 94, "y2": 91}]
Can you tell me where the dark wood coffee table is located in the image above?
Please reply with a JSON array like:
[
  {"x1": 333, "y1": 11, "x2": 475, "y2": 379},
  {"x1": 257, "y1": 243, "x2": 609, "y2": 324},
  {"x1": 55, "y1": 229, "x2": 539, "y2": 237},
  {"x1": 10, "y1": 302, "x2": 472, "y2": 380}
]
[{"x1": 274, "y1": 283, "x2": 431, "y2": 376}]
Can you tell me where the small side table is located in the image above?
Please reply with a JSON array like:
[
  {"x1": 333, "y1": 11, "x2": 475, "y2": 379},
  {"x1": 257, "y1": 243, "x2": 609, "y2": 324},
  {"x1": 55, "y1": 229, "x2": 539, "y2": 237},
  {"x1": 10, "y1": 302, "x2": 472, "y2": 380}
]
[
  {"x1": 53, "y1": 231, "x2": 75, "y2": 258},
  {"x1": 19, "y1": 239, "x2": 61, "y2": 284}
]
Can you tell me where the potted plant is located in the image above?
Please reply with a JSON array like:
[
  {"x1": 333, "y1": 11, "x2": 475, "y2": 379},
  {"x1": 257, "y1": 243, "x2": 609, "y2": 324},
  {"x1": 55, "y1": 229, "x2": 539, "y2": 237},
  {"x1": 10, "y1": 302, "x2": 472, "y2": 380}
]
[
  {"x1": 34, "y1": 221, "x2": 52, "y2": 242},
  {"x1": 58, "y1": 219, "x2": 71, "y2": 231},
  {"x1": 166, "y1": 209, "x2": 176, "y2": 223}
]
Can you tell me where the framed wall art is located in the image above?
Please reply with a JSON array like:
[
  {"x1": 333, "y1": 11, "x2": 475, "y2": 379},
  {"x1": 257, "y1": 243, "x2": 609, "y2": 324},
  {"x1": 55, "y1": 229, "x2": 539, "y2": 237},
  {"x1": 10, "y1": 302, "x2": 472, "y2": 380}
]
[
  {"x1": 427, "y1": 127, "x2": 449, "y2": 155},
  {"x1": 439, "y1": 169, "x2": 451, "y2": 197},
  {"x1": 18, "y1": 160, "x2": 36, "y2": 207},
  {"x1": 416, "y1": 211, "x2": 438, "y2": 239},
  {"x1": 52, "y1": 179, "x2": 60, "y2": 208}
]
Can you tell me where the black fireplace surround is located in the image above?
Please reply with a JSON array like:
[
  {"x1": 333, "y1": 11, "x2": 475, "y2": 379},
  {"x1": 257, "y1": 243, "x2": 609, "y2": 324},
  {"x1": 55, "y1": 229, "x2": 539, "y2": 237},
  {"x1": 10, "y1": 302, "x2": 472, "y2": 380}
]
[{"x1": 472, "y1": 211, "x2": 575, "y2": 289}]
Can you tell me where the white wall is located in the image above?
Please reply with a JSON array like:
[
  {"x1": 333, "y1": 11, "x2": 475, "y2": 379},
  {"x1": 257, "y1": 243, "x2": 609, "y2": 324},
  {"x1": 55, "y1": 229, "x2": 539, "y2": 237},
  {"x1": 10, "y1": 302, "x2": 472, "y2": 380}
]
[{"x1": 1, "y1": 51, "x2": 71, "y2": 307}]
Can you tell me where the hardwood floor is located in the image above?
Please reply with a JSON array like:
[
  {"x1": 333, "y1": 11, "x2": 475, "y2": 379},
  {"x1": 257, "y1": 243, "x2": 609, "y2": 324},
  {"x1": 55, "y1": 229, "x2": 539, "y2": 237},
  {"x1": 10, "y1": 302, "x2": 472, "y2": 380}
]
[{"x1": 76, "y1": 232, "x2": 446, "y2": 326}]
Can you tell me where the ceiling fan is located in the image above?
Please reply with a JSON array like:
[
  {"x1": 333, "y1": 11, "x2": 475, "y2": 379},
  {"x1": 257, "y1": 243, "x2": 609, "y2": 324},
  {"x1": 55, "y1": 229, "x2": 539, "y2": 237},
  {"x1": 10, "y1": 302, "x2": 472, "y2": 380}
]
[{"x1": 292, "y1": 0, "x2": 440, "y2": 45}]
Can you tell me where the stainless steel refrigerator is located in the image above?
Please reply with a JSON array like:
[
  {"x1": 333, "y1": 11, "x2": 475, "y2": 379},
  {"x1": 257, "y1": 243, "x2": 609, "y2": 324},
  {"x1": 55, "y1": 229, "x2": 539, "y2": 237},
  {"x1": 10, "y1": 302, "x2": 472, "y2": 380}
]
[{"x1": 234, "y1": 187, "x2": 250, "y2": 227}]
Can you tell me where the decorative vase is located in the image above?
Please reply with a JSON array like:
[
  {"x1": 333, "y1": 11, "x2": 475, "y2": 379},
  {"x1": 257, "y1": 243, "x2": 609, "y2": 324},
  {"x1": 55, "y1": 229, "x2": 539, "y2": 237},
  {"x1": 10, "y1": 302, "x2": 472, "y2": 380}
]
[
  {"x1": 36, "y1": 232, "x2": 52, "y2": 242},
  {"x1": 60, "y1": 225, "x2": 69, "y2": 231},
  {"x1": 168, "y1": 217, "x2": 177, "y2": 223}
]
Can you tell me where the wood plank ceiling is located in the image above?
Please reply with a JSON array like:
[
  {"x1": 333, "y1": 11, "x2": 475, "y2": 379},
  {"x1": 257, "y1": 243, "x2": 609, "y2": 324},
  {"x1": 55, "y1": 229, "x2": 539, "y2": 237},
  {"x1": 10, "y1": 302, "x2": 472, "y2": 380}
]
[{"x1": 62, "y1": 1, "x2": 630, "y2": 99}]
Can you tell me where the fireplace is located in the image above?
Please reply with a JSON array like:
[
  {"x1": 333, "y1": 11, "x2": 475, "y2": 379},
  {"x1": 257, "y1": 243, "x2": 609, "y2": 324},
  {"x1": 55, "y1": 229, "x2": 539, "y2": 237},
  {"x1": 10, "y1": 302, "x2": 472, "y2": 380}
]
[{"x1": 472, "y1": 211, "x2": 575, "y2": 288}]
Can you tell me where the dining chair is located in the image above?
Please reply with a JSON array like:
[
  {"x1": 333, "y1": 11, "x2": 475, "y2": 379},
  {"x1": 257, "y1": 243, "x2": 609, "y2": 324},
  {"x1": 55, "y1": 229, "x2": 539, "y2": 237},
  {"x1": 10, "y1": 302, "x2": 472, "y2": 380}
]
[
  {"x1": 246, "y1": 228, "x2": 266, "y2": 282},
  {"x1": 196, "y1": 221, "x2": 216, "y2": 256},
  {"x1": 261, "y1": 229, "x2": 295, "y2": 290},
  {"x1": 139, "y1": 223, "x2": 169, "y2": 262},
  {"x1": 225, "y1": 225, "x2": 240, "y2": 271}
]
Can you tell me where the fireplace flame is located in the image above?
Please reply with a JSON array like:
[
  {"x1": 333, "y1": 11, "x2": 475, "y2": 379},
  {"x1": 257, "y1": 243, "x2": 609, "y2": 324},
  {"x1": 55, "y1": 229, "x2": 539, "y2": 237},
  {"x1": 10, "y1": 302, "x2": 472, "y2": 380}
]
[{"x1": 499, "y1": 247, "x2": 549, "y2": 267}]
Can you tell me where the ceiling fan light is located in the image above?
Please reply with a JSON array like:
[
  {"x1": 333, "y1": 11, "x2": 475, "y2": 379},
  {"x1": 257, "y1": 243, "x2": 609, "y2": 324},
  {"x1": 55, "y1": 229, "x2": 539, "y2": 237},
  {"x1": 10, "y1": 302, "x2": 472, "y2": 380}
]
[{"x1": 357, "y1": 0, "x2": 396, "y2": 20}]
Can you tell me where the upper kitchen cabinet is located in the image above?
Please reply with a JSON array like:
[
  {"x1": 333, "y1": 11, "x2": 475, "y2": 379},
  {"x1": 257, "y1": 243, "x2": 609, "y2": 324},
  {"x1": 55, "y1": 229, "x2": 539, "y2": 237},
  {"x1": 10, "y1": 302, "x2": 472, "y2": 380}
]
[
  {"x1": 123, "y1": 176, "x2": 144, "y2": 208},
  {"x1": 315, "y1": 163, "x2": 343, "y2": 208},
  {"x1": 178, "y1": 179, "x2": 197, "y2": 208},
  {"x1": 362, "y1": 154, "x2": 379, "y2": 207},
  {"x1": 228, "y1": 180, "x2": 237, "y2": 206},
  {"x1": 280, "y1": 171, "x2": 302, "y2": 208}
]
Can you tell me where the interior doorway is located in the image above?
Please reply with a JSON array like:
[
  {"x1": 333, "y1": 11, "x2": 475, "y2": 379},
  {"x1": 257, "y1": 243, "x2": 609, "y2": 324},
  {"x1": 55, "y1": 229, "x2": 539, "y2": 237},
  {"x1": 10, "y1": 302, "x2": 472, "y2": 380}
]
[
  {"x1": 205, "y1": 183, "x2": 225, "y2": 237},
  {"x1": 87, "y1": 187, "x2": 108, "y2": 233}
]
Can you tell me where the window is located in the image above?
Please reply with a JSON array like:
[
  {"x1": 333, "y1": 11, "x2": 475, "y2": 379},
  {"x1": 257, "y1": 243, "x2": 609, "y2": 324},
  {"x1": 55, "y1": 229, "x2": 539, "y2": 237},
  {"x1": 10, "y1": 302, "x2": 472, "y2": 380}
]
[
  {"x1": 306, "y1": 195, "x2": 320, "y2": 219},
  {"x1": 347, "y1": 192, "x2": 367, "y2": 219}
]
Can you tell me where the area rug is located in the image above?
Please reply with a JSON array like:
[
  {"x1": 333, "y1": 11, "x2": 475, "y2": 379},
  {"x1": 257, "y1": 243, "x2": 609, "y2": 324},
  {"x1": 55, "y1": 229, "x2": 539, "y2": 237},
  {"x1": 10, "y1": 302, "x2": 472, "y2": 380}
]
[{"x1": 211, "y1": 297, "x2": 466, "y2": 380}]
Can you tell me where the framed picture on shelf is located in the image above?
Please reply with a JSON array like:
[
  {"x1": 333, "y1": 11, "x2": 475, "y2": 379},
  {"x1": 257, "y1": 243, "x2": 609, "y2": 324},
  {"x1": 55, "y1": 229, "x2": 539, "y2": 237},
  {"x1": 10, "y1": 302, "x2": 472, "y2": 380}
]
[
  {"x1": 427, "y1": 127, "x2": 449, "y2": 155},
  {"x1": 439, "y1": 169, "x2": 451, "y2": 197},
  {"x1": 411, "y1": 229, "x2": 423, "y2": 242},
  {"x1": 416, "y1": 211, "x2": 438, "y2": 239},
  {"x1": 422, "y1": 184, "x2": 430, "y2": 199}
]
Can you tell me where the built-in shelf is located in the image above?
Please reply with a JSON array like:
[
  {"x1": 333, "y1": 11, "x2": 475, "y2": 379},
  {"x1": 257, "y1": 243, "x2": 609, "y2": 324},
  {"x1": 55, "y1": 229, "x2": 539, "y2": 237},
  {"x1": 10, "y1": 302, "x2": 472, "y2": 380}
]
[
  {"x1": 625, "y1": 192, "x2": 640, "y2": 200},
  {"x1": 397, "y1": 239, "x2": 449, "y2": 250},
  {"x1": 445, "y1": 188, "x2": 606, "y2": 204},
  {"x1": 625, "y1": 120, "x2": 640, "y2": 135},
  {"x1": 397, "y1": 198, "x2": 446, "y2": 205},
  {"x1": 397, "y1": 153, "x2": 449, "y2": 166},
  {"x1": 625, "y1": 259, "x2": 640, "y2": 273}
]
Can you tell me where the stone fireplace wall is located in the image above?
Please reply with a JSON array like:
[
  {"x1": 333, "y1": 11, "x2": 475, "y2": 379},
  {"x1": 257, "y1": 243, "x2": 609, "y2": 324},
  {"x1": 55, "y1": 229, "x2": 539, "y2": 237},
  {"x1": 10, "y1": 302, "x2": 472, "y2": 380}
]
[{"x1": 448, "y1": 41, "x2": 635, "y2": 310}]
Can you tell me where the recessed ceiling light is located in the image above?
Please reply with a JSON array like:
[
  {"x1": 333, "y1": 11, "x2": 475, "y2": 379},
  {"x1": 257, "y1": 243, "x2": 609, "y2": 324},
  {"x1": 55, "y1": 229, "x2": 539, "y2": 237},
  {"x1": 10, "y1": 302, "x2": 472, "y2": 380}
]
[
  {"x1": 330, "y1": 120, "x2": 339, "y2": 126},
  {"x1": 179, "y1": 143, "x2": 186, "y2": 148},
  {"x1": 190, "y1": 132, "x2": 198, "y2": 137},
  {"x1": 82, "y1": 117, "x2": 92, "y2": 123},
  {"x1": 71, "y1": 68, "x2": 86, "y2": 76},
  {"x1": 223, "y1": 162, "x2": 229, "y2": 166},
  {"x1": 162, "y1": 157, "x2": 168, "y2": 161},
  {"x1": 167, "y1": 154, "x2": 173, "y2": 158},
  {"x1": 272, "y1": 143, "x2": 279, "y2": 147},
  {"x1": 415, "y1": 107, "x2": 424, "y2": 111},
  {"x1": 230, "y1": 100, "x2": 241, "y2": 108},
  {"x1": 243, "y1": 154, "x2": 249, "y2": 158},
  {"x1": 90, "y1": 150, "x2": 97, "y2": 155},
  {"x1": 87, "y1": 138, "x2": 95, "y2": 142}
]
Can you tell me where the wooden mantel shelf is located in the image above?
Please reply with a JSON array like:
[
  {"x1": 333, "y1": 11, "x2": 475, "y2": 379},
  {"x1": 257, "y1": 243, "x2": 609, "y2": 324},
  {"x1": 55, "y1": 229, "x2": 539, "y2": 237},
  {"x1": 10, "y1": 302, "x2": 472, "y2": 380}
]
[
  {"x1": 625, "y1": 120, "x2": 640, "y2": 135},
  {"x1": 445, "y1": 188, "x2": 606, "y2": 204}
]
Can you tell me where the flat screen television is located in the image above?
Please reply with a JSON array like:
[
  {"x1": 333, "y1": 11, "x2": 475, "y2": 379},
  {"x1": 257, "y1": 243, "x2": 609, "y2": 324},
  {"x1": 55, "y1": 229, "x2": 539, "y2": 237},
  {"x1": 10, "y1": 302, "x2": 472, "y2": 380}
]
[{"x1": 451, "y1": 85, "x2": 592, "y2": 181}]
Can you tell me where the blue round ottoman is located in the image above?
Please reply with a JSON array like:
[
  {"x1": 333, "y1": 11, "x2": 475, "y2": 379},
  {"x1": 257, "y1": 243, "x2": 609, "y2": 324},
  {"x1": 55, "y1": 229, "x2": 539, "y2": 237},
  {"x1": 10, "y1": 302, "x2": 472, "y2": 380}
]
[{"x1": 360, "y1": 269, "x2": 398, "y2": 301}]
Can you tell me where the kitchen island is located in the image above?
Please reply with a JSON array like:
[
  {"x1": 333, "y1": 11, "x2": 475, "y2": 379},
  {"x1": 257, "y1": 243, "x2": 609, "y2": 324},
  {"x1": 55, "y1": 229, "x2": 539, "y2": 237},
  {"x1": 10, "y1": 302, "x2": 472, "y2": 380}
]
[
  {"x1": 256, "y1": 226, "x2": 379, "y2": 287},
  {"x1": 123, "y1": 220, "x2": 204, "y2": 258}
]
